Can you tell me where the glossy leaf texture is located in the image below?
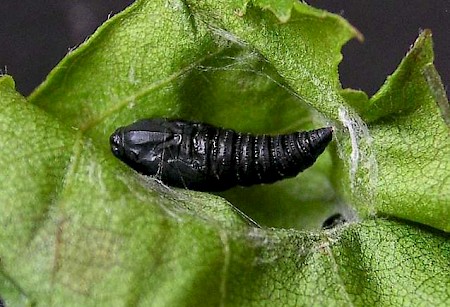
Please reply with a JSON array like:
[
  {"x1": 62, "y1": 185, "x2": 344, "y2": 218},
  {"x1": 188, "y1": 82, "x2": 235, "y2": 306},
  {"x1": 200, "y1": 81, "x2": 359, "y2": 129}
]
[{"x1": 1, "y1": 0, "x2": 449, "y2": 305}]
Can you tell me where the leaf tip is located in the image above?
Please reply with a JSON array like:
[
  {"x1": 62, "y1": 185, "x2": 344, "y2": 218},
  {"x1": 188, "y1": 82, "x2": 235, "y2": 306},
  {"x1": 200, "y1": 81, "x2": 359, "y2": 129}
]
[{"x1": 0, "y1": 75, "x2": 16, "y2": 90}]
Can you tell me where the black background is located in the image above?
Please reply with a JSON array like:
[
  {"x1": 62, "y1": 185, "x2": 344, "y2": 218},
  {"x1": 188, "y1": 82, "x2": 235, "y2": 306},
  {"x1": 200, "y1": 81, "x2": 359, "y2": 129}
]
[{"x1": 1, "y1": 0, "x2": 448, "y2": 97}]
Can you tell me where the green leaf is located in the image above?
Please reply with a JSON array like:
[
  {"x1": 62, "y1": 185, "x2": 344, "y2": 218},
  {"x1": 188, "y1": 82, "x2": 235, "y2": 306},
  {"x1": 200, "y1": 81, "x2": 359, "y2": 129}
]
[
  {"x1": 343, "y1": 30, "x2": 450, "y2": 231},
  {"x1": 1, "y1": 0, "x2": 449, "y2": 305}
]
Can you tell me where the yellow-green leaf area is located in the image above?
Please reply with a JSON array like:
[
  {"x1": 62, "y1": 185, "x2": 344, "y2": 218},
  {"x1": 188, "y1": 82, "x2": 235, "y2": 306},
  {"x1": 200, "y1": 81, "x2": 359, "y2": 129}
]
[{"x1": 344, "y1": 31, "x2": 450, "y2": 231}]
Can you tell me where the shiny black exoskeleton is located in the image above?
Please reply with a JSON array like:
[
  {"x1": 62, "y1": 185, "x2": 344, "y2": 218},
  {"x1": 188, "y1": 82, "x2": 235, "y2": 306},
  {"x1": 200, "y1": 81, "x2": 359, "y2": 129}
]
[{"x1": 110, "y1": 118, "x2": 333, "y2": 191}]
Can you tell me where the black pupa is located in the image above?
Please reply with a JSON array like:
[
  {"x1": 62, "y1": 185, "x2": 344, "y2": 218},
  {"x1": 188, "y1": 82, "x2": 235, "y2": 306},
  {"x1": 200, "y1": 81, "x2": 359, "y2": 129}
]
[{"x1": 110, "y1": 118, "x2": 333, "y2": 192}]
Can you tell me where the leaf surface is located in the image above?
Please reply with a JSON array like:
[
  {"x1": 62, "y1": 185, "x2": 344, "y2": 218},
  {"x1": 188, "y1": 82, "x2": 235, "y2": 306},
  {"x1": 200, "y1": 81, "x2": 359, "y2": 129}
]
[{"x1": 1, "y1": 0, "x2": 449, "y2": 305}]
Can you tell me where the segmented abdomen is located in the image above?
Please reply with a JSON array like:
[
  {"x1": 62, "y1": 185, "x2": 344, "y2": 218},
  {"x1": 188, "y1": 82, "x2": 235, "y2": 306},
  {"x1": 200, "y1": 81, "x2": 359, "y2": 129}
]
[{"x1": 188, "y1": 122, "x2": 332, "y2": 190}]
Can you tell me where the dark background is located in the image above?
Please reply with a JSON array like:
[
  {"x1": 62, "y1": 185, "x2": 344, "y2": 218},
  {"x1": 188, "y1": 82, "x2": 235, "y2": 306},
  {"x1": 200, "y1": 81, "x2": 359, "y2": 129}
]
[{"x1": 1, "y1": 1, "x2": 448, "y2": 97}]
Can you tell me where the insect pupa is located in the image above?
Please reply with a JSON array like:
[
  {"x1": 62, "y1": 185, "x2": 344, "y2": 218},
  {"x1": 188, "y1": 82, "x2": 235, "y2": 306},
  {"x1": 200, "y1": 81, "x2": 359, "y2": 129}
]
[{"x1": 110, "y1": 118, "x2": 333, "y2": 192}]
